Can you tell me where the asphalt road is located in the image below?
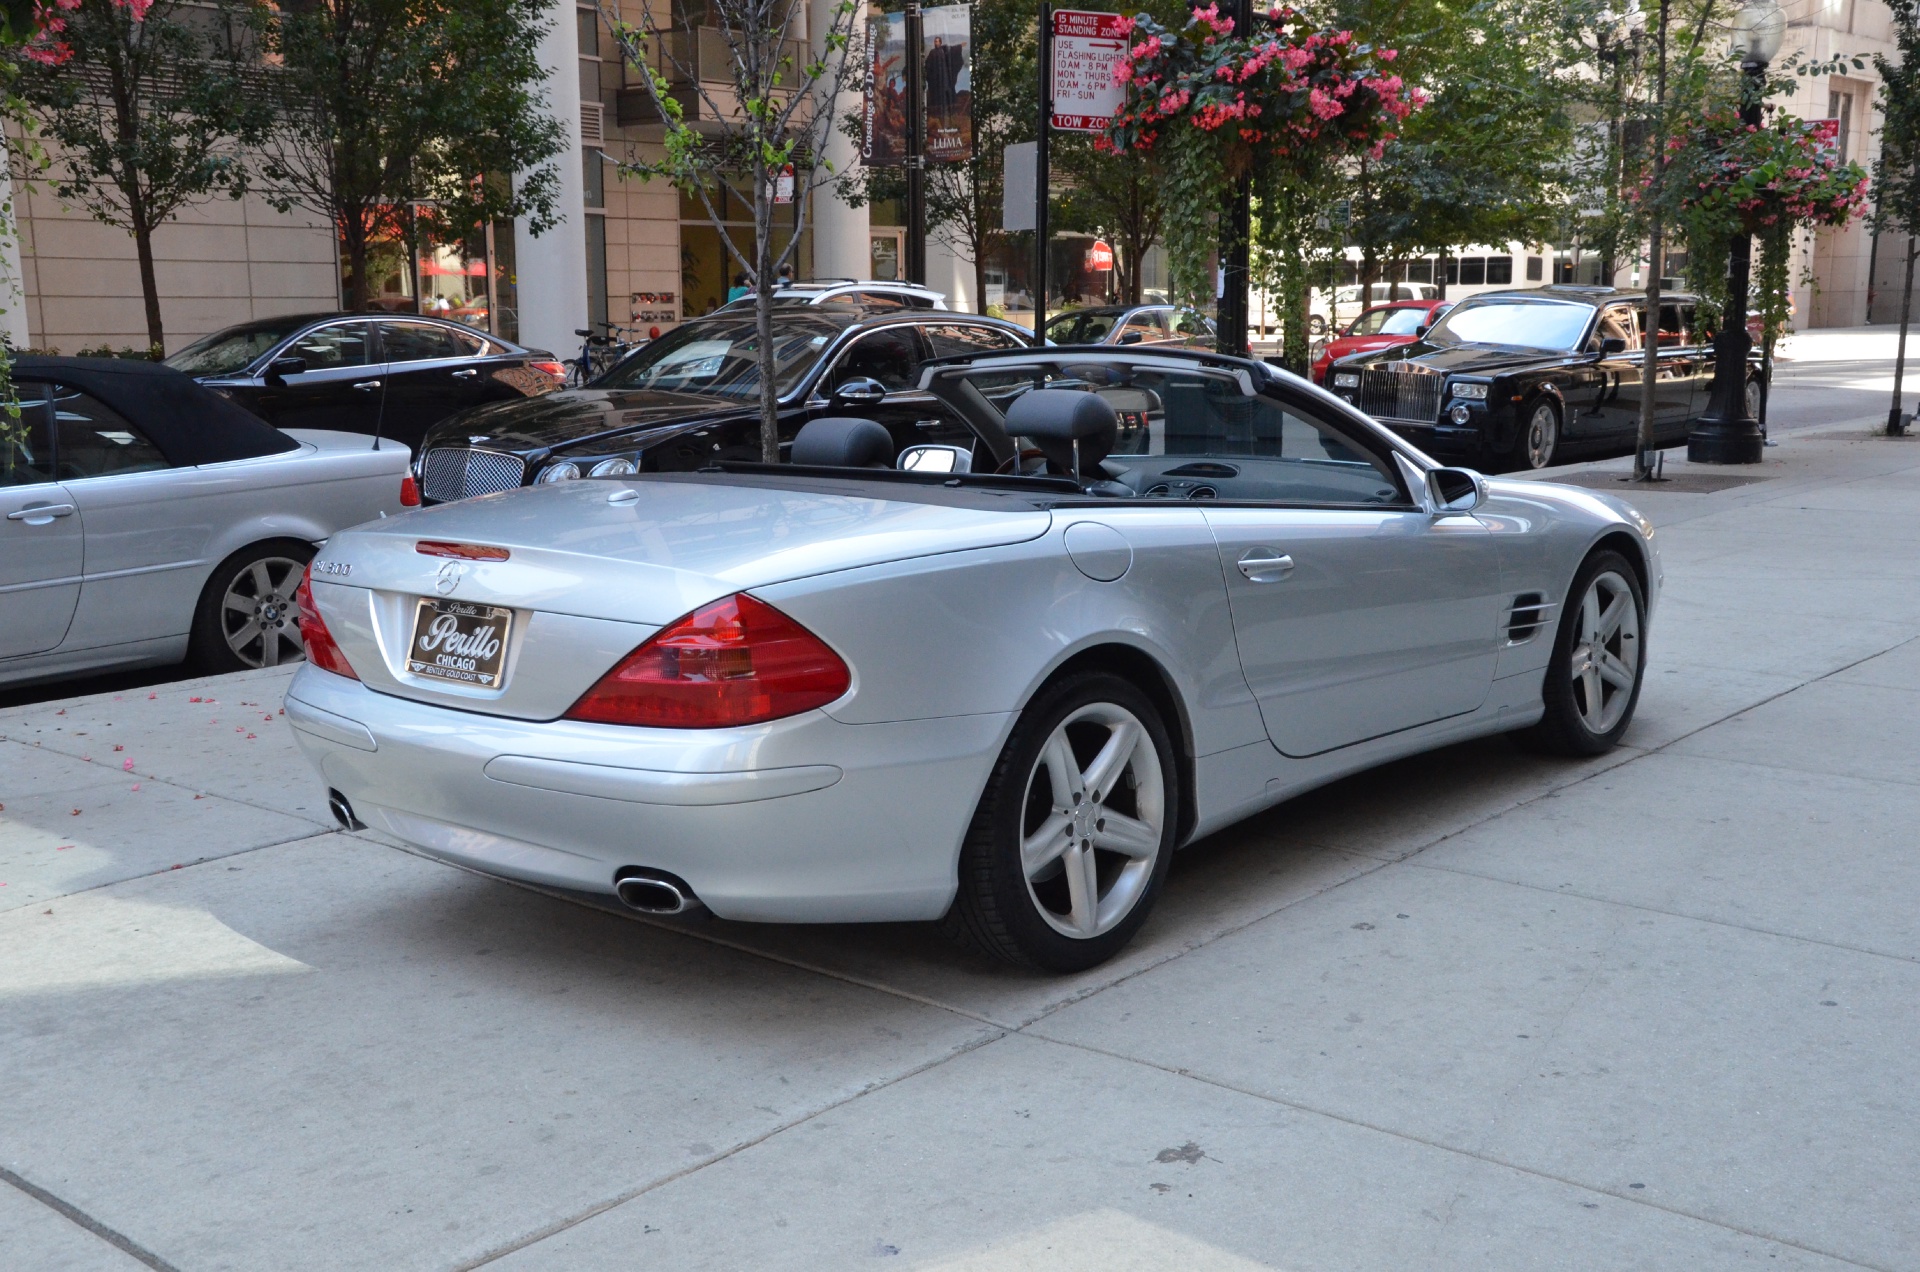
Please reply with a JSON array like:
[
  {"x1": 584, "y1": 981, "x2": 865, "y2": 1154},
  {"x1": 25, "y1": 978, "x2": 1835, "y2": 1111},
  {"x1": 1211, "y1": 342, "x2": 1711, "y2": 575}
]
[{"x1": 4, "y1": 378, "x2": 1918, "y2": 1268}]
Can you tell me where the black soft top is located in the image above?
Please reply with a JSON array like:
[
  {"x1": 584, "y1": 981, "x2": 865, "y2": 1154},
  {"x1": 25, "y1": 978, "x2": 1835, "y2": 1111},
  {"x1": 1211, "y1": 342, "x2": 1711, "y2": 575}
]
[{"x1": 9, "y1": 356, "x2": 301, "y2": 467}]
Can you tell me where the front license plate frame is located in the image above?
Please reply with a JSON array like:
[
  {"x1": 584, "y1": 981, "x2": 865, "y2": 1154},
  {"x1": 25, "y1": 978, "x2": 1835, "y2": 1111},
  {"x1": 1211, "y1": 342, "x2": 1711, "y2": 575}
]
[{"x1": 407, "y1": 598, "x2": 514, "y2": 688}]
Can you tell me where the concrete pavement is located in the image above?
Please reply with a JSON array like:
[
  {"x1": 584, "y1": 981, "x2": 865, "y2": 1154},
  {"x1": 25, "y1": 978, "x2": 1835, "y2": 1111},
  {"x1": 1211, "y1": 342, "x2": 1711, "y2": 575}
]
[{"x1": 3, "y1": 411, "x2": 1919, "y2": 1269}]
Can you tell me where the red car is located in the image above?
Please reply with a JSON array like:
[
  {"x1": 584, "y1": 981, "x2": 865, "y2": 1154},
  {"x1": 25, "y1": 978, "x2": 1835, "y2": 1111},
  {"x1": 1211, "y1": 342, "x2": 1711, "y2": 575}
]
[{"x1": 1312, "y1": 299, "x2": 1452, "y2": 384}]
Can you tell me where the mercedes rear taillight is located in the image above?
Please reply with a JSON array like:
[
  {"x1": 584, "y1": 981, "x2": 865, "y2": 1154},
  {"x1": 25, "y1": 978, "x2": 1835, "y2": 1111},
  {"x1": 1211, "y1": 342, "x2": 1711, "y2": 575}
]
[
  {"x1": 564, "y1": 593, "x2": 849, "y2": 727},
  {"x1": 296, "y1": 563, "x2": 359, "y2": 680}
]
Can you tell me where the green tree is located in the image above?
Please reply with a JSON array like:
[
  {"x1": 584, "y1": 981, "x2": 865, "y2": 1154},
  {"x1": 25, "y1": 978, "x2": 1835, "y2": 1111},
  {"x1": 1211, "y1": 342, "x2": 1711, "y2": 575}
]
[
  {"x1": 252, "y1": 0, "x2": 567, "y2": 312},
  {"x1": 11, "y1": 0, "x2": 265, "y2": 353},
  {"x1": 1054, "y1": 139, "x2": 1163, "y2": 306},
  {"x1": 603, "y1": 0, "x2": 863, "y2": 458}
]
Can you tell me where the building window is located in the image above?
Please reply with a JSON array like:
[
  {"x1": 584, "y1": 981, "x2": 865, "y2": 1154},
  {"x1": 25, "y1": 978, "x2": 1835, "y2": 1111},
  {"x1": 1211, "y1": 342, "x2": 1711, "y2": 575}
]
[
  {"x1": 583, "y1": 146, "x2": 605, "y2": 210},
  {"x1": 586, "y1": 214, "x2": 608, "y2": 330}
]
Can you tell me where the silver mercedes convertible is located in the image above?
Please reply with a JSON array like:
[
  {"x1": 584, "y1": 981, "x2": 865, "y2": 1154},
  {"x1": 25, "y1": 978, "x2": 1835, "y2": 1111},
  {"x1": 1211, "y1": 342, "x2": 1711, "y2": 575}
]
[{"x1": 286, "y1": 347, "x2": 1659, "y2": 971}]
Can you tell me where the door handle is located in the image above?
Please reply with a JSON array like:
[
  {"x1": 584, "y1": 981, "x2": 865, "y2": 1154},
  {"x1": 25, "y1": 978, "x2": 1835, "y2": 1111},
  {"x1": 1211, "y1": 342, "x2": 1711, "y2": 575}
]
[
  {"x1": 1237, "y1": 548, "x2": 1294, "y2": 582},
  {"x1": 7, "y1": 503, "x2": 76, "y2": 522},
  {"x1": 352, "y1": 380, "x2": 383, "y2": 392},
  {"x1": 450, "y1": 368, "x2": 479, "y2": 380}
]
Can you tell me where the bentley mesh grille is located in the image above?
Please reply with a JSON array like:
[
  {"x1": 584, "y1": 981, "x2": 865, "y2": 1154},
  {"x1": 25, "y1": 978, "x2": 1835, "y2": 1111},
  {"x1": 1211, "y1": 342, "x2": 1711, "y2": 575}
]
[
  {"x1": 421, "y1": 448, "x2": 526, "y2": 502},
  {"x1": 1357, "y1": 366, "x2": 1442, "y2": 426}
]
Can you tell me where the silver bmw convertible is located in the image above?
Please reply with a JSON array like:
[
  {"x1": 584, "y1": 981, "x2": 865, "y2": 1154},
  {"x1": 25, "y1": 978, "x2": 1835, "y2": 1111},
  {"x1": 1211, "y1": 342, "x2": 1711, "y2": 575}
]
[{"x1": 286, "y1": 347, "x2": 1659, "y2": 970}]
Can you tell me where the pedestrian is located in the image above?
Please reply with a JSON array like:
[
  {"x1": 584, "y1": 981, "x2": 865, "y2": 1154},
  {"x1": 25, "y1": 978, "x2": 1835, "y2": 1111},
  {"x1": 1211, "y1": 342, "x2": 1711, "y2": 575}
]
[
  {"x1": 776, "y1": 264, "x2": 795, "y2": 289},
  {"x1": 727, "y1": 273, "x2": 749, "y2": 303}
]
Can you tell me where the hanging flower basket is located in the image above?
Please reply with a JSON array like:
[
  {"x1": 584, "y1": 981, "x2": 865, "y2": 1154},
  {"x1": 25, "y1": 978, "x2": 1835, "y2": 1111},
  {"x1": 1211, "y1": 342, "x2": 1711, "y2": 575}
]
[
  {"x1": 1660, "y1": 109, "x2": 1869, "y2": 236},
  {"x1": 1101, "y1": 5, "x2": 1419, "y2": 308}
]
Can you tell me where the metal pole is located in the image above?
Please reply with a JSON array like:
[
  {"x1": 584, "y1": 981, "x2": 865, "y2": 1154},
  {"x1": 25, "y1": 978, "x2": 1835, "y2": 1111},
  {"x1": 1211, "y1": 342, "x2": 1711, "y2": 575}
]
[
  {"x1": 1688, "y1": 57, "x2": 1767, "y2": 464},
  {"x1": 1216, "y1": 0, "x2": 1252, "y2": 358},
  {"x1": 1891, "y1": 239, "x2": 1916, "y2": 436},
  {"x1": 905, "y1": 2, "x2": 927, "y2": 285},
  {"x1": 1035, "y1": 1, "x2": 1052, "y2": 340}
]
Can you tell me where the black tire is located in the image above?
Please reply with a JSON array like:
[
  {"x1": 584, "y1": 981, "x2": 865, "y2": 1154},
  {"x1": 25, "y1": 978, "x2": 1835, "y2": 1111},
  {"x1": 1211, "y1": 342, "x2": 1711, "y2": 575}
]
[
  {"x1": 1506, "y1": 396, "x2": 1562, "y2": 472},
  {"x1": 189, "y1": 539, "x2": 315, "y2": 674},
  {"x1": 1515, "y1": 549, "x2": 1646, "y2": 756},
  {"x1": 941, "y1": 672, "x2": 1180, "y2": 971}
]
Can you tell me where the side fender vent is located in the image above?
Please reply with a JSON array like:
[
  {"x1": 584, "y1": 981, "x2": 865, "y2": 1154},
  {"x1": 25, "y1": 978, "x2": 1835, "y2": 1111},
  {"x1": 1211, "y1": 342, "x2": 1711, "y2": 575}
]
[{"x1": 1506, "y1": 592, "x2": 1555, "y2": 644}]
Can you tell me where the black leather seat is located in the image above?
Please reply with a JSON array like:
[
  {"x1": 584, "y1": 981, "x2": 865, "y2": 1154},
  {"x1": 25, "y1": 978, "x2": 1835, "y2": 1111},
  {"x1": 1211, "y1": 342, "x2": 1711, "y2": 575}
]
[{"x1": 1003, "y1": 389, "x2": 1117, "y2": 477}]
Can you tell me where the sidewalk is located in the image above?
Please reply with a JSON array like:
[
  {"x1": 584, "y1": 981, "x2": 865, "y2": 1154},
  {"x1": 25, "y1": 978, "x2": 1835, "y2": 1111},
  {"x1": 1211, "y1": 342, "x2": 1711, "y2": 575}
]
[{"x1": 3, "y1": 422, "x2": 1918, "y2": 1271}]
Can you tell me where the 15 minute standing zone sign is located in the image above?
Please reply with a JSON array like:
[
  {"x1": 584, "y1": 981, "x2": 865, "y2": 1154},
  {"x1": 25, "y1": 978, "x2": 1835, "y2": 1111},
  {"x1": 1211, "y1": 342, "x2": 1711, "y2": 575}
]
[{"x1": 1051, "y1": 10, "x2": 1129, "y2": 132}]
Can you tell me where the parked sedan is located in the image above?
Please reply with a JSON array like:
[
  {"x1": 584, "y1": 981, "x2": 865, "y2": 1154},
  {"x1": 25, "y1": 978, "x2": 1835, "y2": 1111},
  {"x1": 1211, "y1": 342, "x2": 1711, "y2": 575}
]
[
  {"x1": 1310, "y1": 299, "x2": 1452, "y2": 384},
  {"x1": 288, "y1": 344, "x2": 1659, "y2": 971},
  {"x1": 1043, "y1": 305, "x2": 1216, "y2": 349},
  {"x1": 413, "y1": 305, "x2": 1032, "y2": 503},
  {"x1": 165, "y1": 314, "x2": 565, "y2": 453},
  {"x1": 1, "y1": 358, "x2": 411, "y2": 689},
  {"x1": 1327, "y1": 286, "x2": 1763, "y2": 471}
]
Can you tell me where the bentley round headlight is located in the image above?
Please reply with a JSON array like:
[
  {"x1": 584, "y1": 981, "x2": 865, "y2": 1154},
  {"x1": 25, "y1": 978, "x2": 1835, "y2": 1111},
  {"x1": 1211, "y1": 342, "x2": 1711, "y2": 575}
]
[
  {"x1": 1449, "y1": 404, "x2": 1473, "y2": 426},
  {"x1": 589, "y1": 457, "x2": 637, "y2": 477},
  {"x1": 536, "y1": 461, "x2": 581, "y2": 483},
  {"x1": 1332, "y1": 371, "x2": 1361, "y2": 389},
  {"x1": 1449, "y1": 381, "x2": 1489, "y2": 400}
]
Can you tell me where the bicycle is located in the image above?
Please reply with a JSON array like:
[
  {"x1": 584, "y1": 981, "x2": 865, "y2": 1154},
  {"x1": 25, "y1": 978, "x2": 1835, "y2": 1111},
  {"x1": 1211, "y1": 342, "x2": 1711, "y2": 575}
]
[{"x1": 566, "y1": 322, "x2": 650, "y2": 387}]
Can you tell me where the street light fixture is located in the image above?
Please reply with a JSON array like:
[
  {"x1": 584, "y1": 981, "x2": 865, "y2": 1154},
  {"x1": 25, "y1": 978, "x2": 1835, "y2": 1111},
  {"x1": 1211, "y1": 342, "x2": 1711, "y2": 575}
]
[{"x1": 1688, "y1": 1, "x2": 1784, "y2": 464}]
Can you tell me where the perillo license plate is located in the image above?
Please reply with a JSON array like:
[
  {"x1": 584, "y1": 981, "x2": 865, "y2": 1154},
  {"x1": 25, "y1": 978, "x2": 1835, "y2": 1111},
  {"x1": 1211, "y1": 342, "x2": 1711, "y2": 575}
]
[{"x1": 408, "y1": 598, "x2": 512, "y2": 688}]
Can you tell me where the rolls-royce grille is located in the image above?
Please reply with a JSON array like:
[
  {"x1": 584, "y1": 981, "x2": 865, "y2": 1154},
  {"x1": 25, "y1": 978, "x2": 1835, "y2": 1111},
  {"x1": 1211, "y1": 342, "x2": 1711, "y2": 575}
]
[
  {"x1": 1357, "y1": 366, "x2": 1442, "y2": 426},
  {"x1": 422, "y1": 448, "x2": 526, "y2": 502}
]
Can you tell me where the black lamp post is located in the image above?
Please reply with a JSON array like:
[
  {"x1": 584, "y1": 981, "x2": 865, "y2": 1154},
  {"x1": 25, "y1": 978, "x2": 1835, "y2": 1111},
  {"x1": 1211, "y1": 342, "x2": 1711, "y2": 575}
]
[
  {"x1": 1214, "y1": 0, "x2": 1255, "y2": 359},
  {"x1": 1688, "y1": 1, "x2": 1785, "y2": 464}
]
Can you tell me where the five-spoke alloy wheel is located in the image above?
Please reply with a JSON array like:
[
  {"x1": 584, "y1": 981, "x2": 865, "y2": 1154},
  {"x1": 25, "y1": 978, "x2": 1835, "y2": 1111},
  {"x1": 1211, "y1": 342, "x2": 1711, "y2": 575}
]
[
  {"x1": 1519, "y1": 548, "x2": 1646, "y2": 755},
  {"x1": 945, "y1": 672, "x2": 1178, "y2": 970}
]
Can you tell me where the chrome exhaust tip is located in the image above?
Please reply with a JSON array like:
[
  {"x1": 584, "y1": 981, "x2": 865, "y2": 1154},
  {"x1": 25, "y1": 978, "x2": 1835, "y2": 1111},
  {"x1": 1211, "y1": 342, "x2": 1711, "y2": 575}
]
[
  {"x1": 327, "y1": 788, "x2": 366, "y2": 832},
  {"x1": 614, "y1": 870, "x2": 698, "y2": 915}
]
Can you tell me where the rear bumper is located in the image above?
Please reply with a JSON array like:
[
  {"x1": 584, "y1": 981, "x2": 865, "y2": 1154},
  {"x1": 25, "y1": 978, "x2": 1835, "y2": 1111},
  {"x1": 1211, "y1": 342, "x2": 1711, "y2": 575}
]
[{"x1": 285, "y1": 666, "x2": 1012, "y2": 923}]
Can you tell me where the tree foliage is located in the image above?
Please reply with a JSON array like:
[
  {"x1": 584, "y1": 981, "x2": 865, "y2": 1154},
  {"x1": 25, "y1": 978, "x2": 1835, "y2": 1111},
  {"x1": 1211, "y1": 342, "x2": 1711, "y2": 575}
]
[
  {"x1": 603, "y1": 0, "x2": 863, "y2": 457},
  {"x1": 1876, "y1": 0, "x2": 1920, "y2": 240},
  {"x1": 12, "y1": 0, "x2": 264, "y2": 352},
  {"x1": 252, "y1": 0, "x2": 567, "y2": 313}
]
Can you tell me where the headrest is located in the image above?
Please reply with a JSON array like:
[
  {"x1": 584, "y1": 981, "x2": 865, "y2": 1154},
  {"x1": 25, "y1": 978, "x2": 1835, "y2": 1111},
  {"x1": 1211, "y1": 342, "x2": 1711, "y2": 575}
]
[
  {"x1": 789, "y1": 416, "x2": 895, "y2": 468},
  {"x1": 1004, "y1": 389, "x2": 1117, "y2": 475}
]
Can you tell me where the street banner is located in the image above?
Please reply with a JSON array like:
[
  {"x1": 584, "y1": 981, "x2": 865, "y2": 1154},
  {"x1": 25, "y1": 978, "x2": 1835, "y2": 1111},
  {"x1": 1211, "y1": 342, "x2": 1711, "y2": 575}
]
[
  {"x1": 862, "y1": 13, "x2": 908, "y2": 165},
  {"x1": 1051, "y1": 10, "x2": 1128, "y2": 132},
  {"x1": 924, "y1": 5, "x2": 973, "y2": 164}
]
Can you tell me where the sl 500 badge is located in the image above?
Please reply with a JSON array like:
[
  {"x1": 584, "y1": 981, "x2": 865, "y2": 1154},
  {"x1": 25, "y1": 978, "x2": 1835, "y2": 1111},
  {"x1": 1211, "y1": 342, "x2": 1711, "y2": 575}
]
[{"x1": 314, "y1": 560, "x2": 352, "y2": 577}]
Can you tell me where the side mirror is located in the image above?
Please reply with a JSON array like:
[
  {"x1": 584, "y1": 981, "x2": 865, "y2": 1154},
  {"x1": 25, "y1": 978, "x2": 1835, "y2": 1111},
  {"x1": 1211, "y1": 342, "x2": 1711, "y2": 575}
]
[
  {"x1": 828, "y1": 376, "x2": 888, "y2": 410},
  {"x1": 1415, "y1": 324, "x2": 1430, "y2": 338},
  {"x1": 897, "y1": 443, "x2": 972, "y2": 474},
  {"x1": 1427, "y1": 466, "x2": 1487, "y2": 514},
  {"x1": 1117, "y1": 331, "x2": 1144, "y2": 345},
  {"x1": 1598, "y1": 336, "x2": 1628, "y2": 355},
  {"x1": 265, "y1": 356, "x2": 307, "y2": 384}
]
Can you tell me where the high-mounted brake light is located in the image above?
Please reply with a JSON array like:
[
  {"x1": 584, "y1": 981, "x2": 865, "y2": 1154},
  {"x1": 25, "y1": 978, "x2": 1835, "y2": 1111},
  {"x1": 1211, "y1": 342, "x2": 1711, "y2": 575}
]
[
  {"x1": 416, "y1": 541, "x2": 510, "y2": 561},
  {"x1": 296, "y1": 563, "x2": 359, "y2": 680},
  {"x1": 400, "y1": 475, "x2": 421, "y2": 507},
  {"x1": 564, "y1": 593, "x2": 850, "y2": 728}
]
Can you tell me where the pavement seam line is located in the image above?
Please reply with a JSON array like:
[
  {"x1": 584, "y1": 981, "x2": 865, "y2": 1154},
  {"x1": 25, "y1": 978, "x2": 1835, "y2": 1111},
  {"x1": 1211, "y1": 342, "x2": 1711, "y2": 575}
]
[
  {"x1": 0, "y1": 1165, "x2": 184, "y2": 1272},
  {"x1": 0, "y1": 734, "x2": 337, "y2": 832},
  {"x1": 1403, "y1": 859, "x2": 1920, "y2": 967},
  {"x1": 1, "y1": 829, "x2": 334, "y2": 911},
  {"x1": 1014, "y1": 1032, "x2": 1897, "y2": 1272},
  {"x1": 446, "y1": 1028, "x2": 1011, "y2": 1271}
]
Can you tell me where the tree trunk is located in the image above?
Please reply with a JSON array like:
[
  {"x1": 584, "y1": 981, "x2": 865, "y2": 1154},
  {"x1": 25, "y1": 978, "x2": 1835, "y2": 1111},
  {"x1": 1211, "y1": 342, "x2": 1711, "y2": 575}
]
[
  {"x1": 343, "y1": 213, "x2": 372, "y2": 311},
  {"x1": 1892, "y1": 239, "x2": 1916, "y2": 436},
  {"x1": 754, "y1": 159, "x2": 779, "y2": 463},
  {"x1": 128, "y1": 201, "x2": 164, "y2": 354}
]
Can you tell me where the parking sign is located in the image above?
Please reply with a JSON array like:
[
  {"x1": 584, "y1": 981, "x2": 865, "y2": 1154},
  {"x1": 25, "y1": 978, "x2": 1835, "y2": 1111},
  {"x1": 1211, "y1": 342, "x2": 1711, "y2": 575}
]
[{"x1": 1051, "y1": 10, "x2": 1128, "y2": 132}]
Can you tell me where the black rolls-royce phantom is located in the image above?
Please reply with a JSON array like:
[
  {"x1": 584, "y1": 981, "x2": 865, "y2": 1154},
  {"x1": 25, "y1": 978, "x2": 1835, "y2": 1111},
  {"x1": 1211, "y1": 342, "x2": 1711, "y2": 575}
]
[{"x1": 1324, "y1": 286, "x2": 1766, "y2": 471}]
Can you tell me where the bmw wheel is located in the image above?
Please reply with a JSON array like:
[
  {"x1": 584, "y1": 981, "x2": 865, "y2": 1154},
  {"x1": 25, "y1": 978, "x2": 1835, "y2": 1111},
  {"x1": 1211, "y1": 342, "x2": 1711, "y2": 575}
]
[
  {"x1": 189, "y1": 540, "x2": 315, "y2": 673},
  {"x1": 1515, "y1": 398, "x2": 1561, "y2": 471},
  {"x1": 1516, "y1": 549, "x2": 1645, "y2": 756},
  {"x1": 944, "y1": 672, "x2": 1178, "y2": 971}
]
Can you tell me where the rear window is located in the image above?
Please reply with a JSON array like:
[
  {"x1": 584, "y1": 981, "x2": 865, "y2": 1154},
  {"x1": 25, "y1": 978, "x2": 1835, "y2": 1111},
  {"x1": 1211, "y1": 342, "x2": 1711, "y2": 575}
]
[{"x1": 166, "y1": 319, "x2": 310, "y2": 377}]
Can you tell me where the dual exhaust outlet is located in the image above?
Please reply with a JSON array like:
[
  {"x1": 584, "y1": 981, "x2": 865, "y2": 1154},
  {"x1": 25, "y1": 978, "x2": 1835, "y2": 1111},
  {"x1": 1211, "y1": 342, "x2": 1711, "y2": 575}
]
[
  {"x1": 614, "y1": 869, "x2": 700, "y2": 916},
  {"x1": 330, "y1": 789, "x2": 696, "y2": 917}
]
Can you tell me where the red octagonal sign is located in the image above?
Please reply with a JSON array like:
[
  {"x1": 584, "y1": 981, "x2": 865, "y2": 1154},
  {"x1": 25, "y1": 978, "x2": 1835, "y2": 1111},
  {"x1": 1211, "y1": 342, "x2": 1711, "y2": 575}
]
[{"x1": 1087, "y1": 240, "x2": 1115, "y2": 272}]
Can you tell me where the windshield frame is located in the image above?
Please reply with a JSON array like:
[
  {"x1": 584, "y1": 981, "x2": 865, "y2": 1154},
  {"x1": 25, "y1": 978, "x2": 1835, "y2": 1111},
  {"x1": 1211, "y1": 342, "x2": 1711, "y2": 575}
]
[
  {"x1": 1421, "y1": 296, "x2": 1596, "y2": 353},
  {"x1": 590, "y1": 312, "x2": 851, "y2": 399}
]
